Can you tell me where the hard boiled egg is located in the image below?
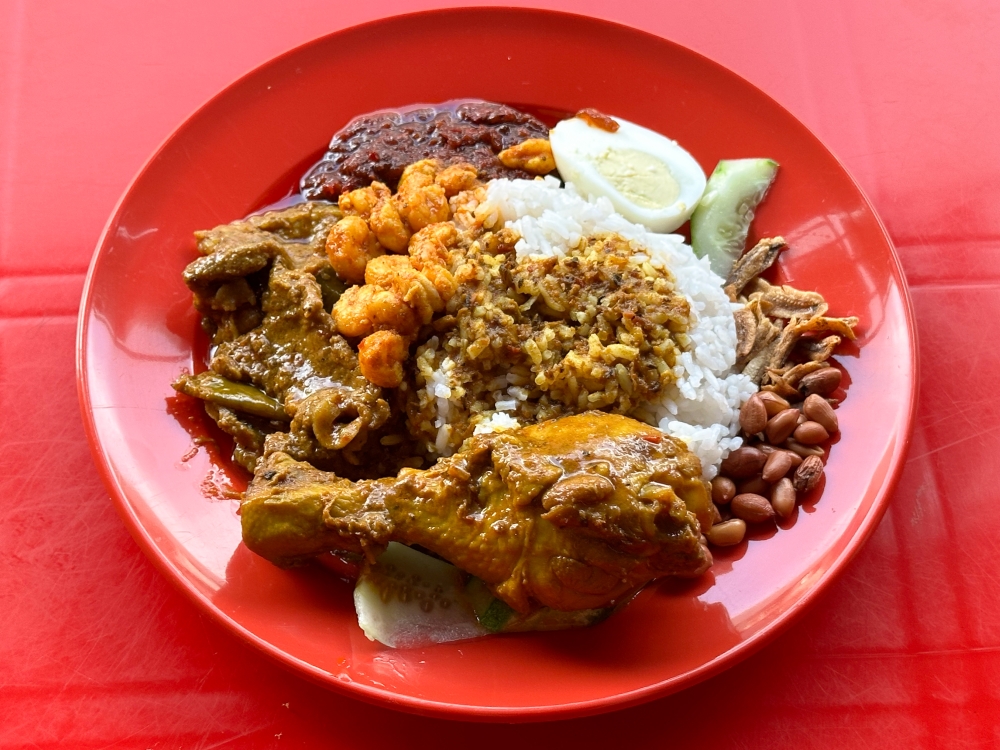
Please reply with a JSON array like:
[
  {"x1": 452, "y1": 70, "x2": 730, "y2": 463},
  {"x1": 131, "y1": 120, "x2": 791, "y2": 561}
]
[{"x1": 550, "y1": 114, "x2": 707, "y2": 233}]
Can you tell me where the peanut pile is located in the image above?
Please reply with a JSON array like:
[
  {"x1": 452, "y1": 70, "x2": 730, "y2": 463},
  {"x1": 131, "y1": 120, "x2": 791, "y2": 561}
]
[
  {"x1": 704, "y1": 236, "x2": 856, "y2": 547},
  {"x1": 706, "y1": 382, "x2": 840, "y2": 546}
]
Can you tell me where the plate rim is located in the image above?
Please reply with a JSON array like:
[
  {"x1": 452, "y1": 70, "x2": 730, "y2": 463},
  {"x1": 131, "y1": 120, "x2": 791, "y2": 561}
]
[{"x1": 75, "y1": 6, "x2": 919, "y2": 721}]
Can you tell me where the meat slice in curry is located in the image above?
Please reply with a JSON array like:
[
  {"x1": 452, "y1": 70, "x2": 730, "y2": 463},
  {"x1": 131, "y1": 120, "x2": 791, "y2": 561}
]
[{"x1": 174, "y1": 200, "x2": 419, "y2": 478}]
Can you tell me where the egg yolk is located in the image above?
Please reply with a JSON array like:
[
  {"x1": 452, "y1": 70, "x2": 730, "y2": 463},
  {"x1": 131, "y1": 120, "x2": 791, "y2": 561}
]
[{"x1": 592, "y1": 148, "x2": 680, "y2": 210}]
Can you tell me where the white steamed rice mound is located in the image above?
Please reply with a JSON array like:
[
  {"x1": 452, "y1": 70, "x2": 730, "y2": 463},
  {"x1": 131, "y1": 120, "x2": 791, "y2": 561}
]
[{"x1": 477, "y1": 176, "x2": 756, "y2": 479}]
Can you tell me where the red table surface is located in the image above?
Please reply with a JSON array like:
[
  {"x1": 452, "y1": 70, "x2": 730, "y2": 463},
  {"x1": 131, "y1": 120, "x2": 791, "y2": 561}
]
[{"x1": 2, "y1": 0, "x2": 998, "y2": 747}]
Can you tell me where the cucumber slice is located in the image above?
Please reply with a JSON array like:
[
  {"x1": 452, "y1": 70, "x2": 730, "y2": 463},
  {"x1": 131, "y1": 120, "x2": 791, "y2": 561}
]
[
  {"x1": 354, "y1": 544, "x2": 620, "y2": 647},
  {"x1": 354, "y1": 543, "x2": 485, "y2": 648},
  {"x1": 465, "y1": 577, "x2": 615, "y2": 634},
  {"x1": 690, "y1": 158, "x2": 779, "y2": 278}
]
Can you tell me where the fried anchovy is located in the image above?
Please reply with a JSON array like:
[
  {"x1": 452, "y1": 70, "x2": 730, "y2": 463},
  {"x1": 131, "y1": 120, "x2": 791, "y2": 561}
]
[
  {"x1": 724, "y1": 237, "x2": 786, "y2": 300},
  {"x1": 745, "y1": 277, "x2": 828, "y2": 319}
]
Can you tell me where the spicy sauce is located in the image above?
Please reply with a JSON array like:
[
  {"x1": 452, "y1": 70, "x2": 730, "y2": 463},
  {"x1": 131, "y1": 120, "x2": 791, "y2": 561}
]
[{"x1": 300, "y1": 100, "x2": 552, "y2": 200}]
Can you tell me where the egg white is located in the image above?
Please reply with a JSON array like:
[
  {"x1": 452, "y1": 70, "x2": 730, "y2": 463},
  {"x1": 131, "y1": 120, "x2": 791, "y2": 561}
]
[{"x1": 550, "y1": 116, "x2": 707, "y2": 233}]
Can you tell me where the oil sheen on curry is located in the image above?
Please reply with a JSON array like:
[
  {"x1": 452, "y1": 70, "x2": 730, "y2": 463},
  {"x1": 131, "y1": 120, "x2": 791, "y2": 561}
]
[{"x1": 174, "y1": 100, "x2": 856, "y2": 645}]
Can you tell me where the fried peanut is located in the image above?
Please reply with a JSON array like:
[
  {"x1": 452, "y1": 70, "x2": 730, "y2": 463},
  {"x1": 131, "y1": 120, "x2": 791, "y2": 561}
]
[
  {"x1": 803, "y1": 393, "x2": 839, "y2": 433},
  {"x1": 758, "y1": 391, "x2": 791, "y2": 417},
  {"x1": 793, "y1": 421, "x2": 830, "y2": 445},
  {"x1": 706, "y1": 518, "x2": 746, "y2": 547},
  {"x1": 738, "y1": 476, "x2": 769, "y2": 496},
  {"x1": 731, "y1": 493, "x2": 775, "y2": 523},
  {"x1": 719, "y1": 446, "x2": 767, "y2": 479},
  {"x1": 771, "y1": 478, "x2": 796, "y2": 519},
  {"x1": 739, "y1": 392, "x2": 768, "y2": 435},
  {"x1": 800, "y1": 367, "x2": 842, "y2": 396},
  {"x1": 765, "y1": 408, "x2": 800, "y2": 444},
  {"x1": 358, "y1": 330, "x2": 409, "y2": 388},
  {"x1": 711, "y1": 476, "x2": 736, "y2": 505},
  {"x1": 762, "y1": 450, "x2": 794, "y2": 483},
  {"x1": 793, "y1": 455, "x2": 824, "y2": 493},
  {"x1": 784, "y1": 439, "x2": 824, "y2": 458}
]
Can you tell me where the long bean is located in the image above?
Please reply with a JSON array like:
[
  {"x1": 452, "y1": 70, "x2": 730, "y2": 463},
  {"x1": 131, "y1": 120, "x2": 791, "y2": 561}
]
[{"x1": 174, "y1": 372, "x2": 288, "y2": 421}]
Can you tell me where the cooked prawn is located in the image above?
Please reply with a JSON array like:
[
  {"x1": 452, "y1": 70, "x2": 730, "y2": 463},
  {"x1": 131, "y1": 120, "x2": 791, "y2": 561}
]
[
  {"x1": 364, "y1": 254, "x2": 443, "y2": 324},
  {"x1": 332, "y1": 284, "x2": 419, "y2": 338},
  {"x1": 435, "y1": 163, "x2": 479, "y2": 196},
  {"x1": 408, "y1": 222, "x2": 458, "y2": 270},
  {"x1": 338, "y1": 186, "x2": 378, "y2": 218},
  {"x1": 358, "y1": 330, "x2": 409, "y2": 388},
  {"x1": 368, "y1": 182, "x2": 411, "y2": 252},
  {"x1": 394, "y1": 159, "x2": 450, "y2": 231},
  {"x1": 498, "y1": 138, "x2": 556, "y2": 175},
  {"x1": 325, "y1": 215, "x2": 383, "y2": 285}
]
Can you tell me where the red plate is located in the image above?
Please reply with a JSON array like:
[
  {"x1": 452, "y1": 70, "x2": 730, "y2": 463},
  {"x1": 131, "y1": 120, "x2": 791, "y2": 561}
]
[{"x1": 76, "y1": 8, "x2": 916, "y2": 721}]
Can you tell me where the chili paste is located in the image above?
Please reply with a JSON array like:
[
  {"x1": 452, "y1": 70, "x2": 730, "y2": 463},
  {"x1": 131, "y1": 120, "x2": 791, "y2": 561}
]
[{"x1": 300, "y1": 100, "x2": 552, "y2": 200}]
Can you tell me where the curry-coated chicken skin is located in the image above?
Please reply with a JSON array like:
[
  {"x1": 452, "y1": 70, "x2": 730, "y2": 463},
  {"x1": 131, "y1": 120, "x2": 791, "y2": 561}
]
[{"x1": 241, "y1": 412, "x2": 714, "y2": 614}]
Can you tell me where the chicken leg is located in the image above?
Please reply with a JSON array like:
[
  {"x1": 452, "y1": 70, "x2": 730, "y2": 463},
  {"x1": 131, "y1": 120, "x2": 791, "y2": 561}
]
[{"x1": 242, "y1": 412, "x2": 713, "y2": 613}]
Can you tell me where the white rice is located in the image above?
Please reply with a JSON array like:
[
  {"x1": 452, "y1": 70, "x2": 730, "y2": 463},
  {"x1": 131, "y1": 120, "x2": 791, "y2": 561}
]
[
  {"x1": 473, "y1": 176, "x2": 757, "y2": 479},
  {"x1": 473, "y1": 411, "x2": 521, "y2": 435}
]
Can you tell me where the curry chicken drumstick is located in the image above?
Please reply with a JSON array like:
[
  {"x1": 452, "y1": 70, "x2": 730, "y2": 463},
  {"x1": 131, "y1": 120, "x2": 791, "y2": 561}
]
[{"x1": 242, "y1": 412, "x2": 714, "y2": 614}]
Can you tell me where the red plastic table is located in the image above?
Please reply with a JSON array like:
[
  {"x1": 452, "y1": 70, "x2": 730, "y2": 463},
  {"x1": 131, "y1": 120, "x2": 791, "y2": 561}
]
[{"x1": 2, "y1": 1, "x2": 998, "y2": 747}]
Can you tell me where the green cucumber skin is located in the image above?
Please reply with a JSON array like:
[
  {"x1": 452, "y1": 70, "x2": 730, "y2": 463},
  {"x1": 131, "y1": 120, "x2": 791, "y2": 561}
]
[
  {"x1": 354, "y1": 543, "x2": 487, "y2": 648},
  {"x1": 479, "y1": 598, "x2": 515, "y2": 633},
  {"x1": 358, "y1": 556, "x2": 623, "y2": 646},
  {"x1": 690, "y1": 158, "x2": 779, "y2": 278},
  {"x1": 465, "y1": 577, "x2": 612, "y2": 634},
  {"x1": 499, "y1": 605, "x2": 613, "y2": 633}
]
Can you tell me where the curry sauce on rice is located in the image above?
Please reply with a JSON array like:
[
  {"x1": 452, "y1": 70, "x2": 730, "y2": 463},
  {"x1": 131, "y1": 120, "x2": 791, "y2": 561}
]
[
  {"x1": 396, "y1": 178, "x2": 752, "y2": 464},
  {"x1": 320, "y1": 161, "x2": 755, "y2": 467},
  {"x1": 408, "y1": 224, "x2": 695, "y2": 457},
  {"x1": 173, "y1": 101, "x2": 858, "y2": 643}
]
